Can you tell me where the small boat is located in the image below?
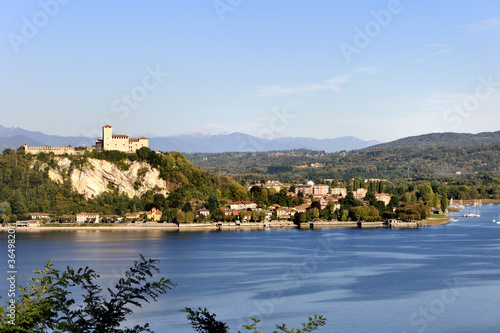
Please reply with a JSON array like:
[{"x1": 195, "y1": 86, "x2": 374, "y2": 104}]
[{"x1": 450, "y1": 218, "x2": 458, "y2": 222}]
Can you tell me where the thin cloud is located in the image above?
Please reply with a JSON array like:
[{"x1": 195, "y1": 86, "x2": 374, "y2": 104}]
[
  {"x1": 409, "y1": 48, "x2": 451, "y2": 63},
  {"x1": 463, "y1": 18, "x2": 500, "y2": 32},
  {"x1": 355, "y1": 67, "x2": 380, "y2": 75},
  {"x1": 255, "y1": 75, "x2": 352, "y2": 96},
  {"x1": 254, "y1": 68, "x2": 380, "y2": 96}
]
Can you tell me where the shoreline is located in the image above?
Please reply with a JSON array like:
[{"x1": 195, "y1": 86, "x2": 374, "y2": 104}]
[{"x1": 0, "y1": 218, "x2": 451, "y2": 232}]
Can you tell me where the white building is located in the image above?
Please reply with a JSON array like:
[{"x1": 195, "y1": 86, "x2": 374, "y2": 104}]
[
  {"x1": 229, "y1": 201, "x2": 257, "y2": 210},
  {"x1": 76, "y1": 212, "x2": 100, "y2": 223}
]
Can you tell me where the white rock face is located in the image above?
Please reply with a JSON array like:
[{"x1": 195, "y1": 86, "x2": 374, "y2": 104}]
[{"x1": 44, "y1": 158, "x2": 169, "y2": 199}]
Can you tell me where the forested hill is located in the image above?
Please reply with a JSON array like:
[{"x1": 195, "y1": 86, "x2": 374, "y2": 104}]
[
  {"x1": 188, "y1": 143, "x2": 500, "y2": 180},
  {"x1": 0, "y1": 147, "x2": 248, "y2": 221},
  {"x1": 366, "y1": 131, "x2": 500, "y2": 151}
]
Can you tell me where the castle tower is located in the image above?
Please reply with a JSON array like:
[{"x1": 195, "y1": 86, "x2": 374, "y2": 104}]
[{"x1": 102, "y1": 125, "x2": 113, "y2": 150}]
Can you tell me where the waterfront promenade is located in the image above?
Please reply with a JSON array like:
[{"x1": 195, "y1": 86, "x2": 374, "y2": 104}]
[{"x1": 0, "y1": 218, "x2": 449, "y2": 232}]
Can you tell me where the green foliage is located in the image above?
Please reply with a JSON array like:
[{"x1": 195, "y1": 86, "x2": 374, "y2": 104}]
[
  {"x1": 268, "y1": 166, "x2": 293, "y2": 174},
  {"x1": 183, "y1": 307, "x2": 229, "y2": 333},
  {"x1": 0, "y1": 255, "x2": 174, "y2": 332},
  {"x1": 238, "y1": 315, "x2": 327, "y2": 333},
  {"x1": 188, "y1": 142, "x2": 500, "y2": 181},
  {"x1": 9, "y1": 190, "x2": 26, "y2": 217},
  {"x1": 0, "y1": 148, "x2": 250, "y2": 221},
  {"x1": 0, "y1": 201, "x2": 10, "y2": 215}
]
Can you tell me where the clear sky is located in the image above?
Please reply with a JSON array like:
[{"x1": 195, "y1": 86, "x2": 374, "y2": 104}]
[{"x1": 1, "y1": 0, "x2": 500, "y2": 142}]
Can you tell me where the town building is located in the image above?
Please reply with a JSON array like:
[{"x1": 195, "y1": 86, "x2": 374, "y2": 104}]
[
  {"x1": 331, "y1": 188, "x2": 347, "y2": 197},
  {"x1": 229, "y1": 201, "x2": 257, "y2": 210},
  {"x1": 354, "y1": 188, "x2": 368, "y2": 200},
  {"x1": 95, "y1": 125, "x2": 148, "y2": 153},
  {"x1": 295, "y1": 184, "x2": 329, "y2": 196},
  {"x1": 294, "y1": 203, "x2": 311, "y2": 214},
  {"x1": 76, "y1": 212, "x2": 100, "y2": 223},
  {"x1": 375, "y1": 193, "x2": 391, "y2": 206}
]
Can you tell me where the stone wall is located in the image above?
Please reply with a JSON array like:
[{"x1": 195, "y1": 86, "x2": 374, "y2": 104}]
[{"x1": 23, "y1": 144, "x2": 94, "y2": 155}]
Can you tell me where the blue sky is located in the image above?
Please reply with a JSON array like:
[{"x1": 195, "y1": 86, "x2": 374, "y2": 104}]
[{"x1": 1, "y1": 0, "x2": 500, "y2": 142}]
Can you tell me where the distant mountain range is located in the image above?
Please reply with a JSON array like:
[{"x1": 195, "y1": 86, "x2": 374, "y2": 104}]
[
  {"x1": 149, "y1": 133, "x2": 380, "y2": 153},
  {"x1": 0, "y1": 125, "x2": 380, "y2": 153},
  {"x1": 3, "y1": 124, "x2": 500, "y2": 154},
  {"x1": 0, "y1": 125, "x2": 95, "y2": 149}
]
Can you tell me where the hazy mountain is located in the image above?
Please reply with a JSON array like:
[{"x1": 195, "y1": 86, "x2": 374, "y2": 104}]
[
  {"x1": 0, "y1": 125, "x2": 380, "y2": 153},
  {"x1": 0, "y1": 125, "x2": 95, "y2": 148},
  {"x1": 365, "y1": 131, "x2": 500, "y2": 151},
  {"x1": 149, "y1": 132, "x2": 380, "y2": 153},
  {"x1": 0, "y1": 135, "x2": 45, "y2": 151}
]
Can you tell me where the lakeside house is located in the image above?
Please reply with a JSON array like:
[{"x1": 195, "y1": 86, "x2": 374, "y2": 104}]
[
  {"x1": 146, "y1": 207, "x2": 162, "y2": 221},
  {"x1": 76, "y1": 212, "x2": 100, "y2": 223},
  {"x1": 125, "y1": 212, "x2": 141, "y2": 220},
  {"x1": 197, "y1": 208, "x2": 210, "y2": 217},
  {"x1": 28, "y1": 213, "x2": 52, "y2": 221},
  {"x1": 124, "y1": 208, "x2": 162, "y2": 221},
  {"x1": 59, "y1": 215, "x2": 75, "y2": 222},
  {"x1": 16, "y1": 220, "x2": 41, "y2": 227}
]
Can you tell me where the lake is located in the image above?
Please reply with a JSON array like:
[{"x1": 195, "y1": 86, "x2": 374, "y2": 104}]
[{"x1": 2, "y1": 204, "x2": 500, "y2": 332}]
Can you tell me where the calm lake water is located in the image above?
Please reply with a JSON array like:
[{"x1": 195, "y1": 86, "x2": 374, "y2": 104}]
[{"x1": 2, "y1": 204, "x2": 500, "y2": 332}]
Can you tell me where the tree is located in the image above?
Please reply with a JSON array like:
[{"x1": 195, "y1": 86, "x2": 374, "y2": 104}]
[
  {"x1": 185, "y1": 211, "x2": 195, "y2": 223},
  {"x1": 0, "y1": 255, "x2": 174, "y2": 332},
  {"x1": 240, "y1": 315, "x2": 326, "y2": 333},
  {"x1": 0, "y1": 201, "x2": 9, "y2": 215},
  {"x1": 137, "y1": 147, "x2": 153, "y2": 161},
  {"x1": 339, "y1": 191, "x2": 362, "y2": 211},
  {"x1": 10, "y1": 190, "x2": 26, "y2": 218},
  {"x1": 183, "y1": 308, "x2": 326, "y2": 333},
  {"x1": 183, "y1": 307, "x2": 229, "y2": 333},
  {"x1": 441, "y1": 192, "x2": 449, "y2": 212},
  {"x1": 207, "y1": 194, "x2": 220, "y2": 214},
  {"x1": 212, "y1": 208, "x2": 225, "y2": 221}
]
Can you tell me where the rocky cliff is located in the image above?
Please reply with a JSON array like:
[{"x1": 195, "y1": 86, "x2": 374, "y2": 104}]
[{"x1": 39, "y1": 157, "x2": 169, "y2": 199}]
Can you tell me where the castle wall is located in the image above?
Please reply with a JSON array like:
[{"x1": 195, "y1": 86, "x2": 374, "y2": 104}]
[{"x1": 23, "y1": 145, "x2": 95, "y2": 155}]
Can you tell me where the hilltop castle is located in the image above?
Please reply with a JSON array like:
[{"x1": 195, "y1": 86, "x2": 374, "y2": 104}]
[
  {"x1": 95, "y1": 125, "x2": 148, "y2": 152},
  {"x1": 23, "y1": 125, "x2": 149, "y2": 155}
]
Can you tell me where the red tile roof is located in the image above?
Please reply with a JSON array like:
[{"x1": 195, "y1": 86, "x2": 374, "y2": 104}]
[{"x1": 103, "y1": 125, "x2": 112, "y2": 128}]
